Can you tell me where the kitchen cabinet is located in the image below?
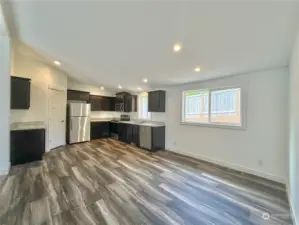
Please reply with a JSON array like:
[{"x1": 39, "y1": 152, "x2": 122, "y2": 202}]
[
  {"x1": 132, "y1": 124, "x2": 140, "y2": 146},
  {"x1": 116, "y1": 92, "x2": 134, "y2": 112},
  {"x1": 110, "y1": 122, "x2": 118, "y2": 134},
  {"x1": 132, "y1": 95, "x2": 138, "y2": 112},
  {"x1": 90, "y1": 122, "x2": 110, "y2": 140},
  {"x1": 118, "y1": 123, "x2": 127, "y2": 143},
  {"x1": 148, "y1": 90, "x2": 166, "y2": 112},
  {"x1": 126, "y1": 124, "x2": 133, "y2": 144},
  {"x1": 118, "y1": 123, "x2": 140, "y2": 146},
  {"x1": 124, "y1": 95, "x2": 132, "y2": 112},
  {"x1": 67, "y1": 89, "x2": 90, "y2": 102},
  {"x1": 10, "y1": 129, "x2": 45, "y2": 166},
  {"x1": 11, "y1": 76, "x2": 31, "y2": 109},
  {"x1": 90, "y1": 95, "x2": 114, "y2": 111},
  {"x1": 139, "y1": 126, "x2": 165, "y2": 151}
]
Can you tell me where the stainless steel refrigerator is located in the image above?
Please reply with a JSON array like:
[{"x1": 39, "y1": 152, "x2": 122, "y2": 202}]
[{"x1": 67, "y1": 102, "x2": 91, "y2": 144}]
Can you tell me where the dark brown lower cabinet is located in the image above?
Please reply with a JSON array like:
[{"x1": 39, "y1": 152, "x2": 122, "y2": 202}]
[
  {"x1": 132, "y1": 125, "x2": 140, "y2": 146},
  {"x1": 10, "y1": 129, "x2": 45, "y2": 166},
  {"x1": 90, "y1": 122, "x2": 110, "y2": 140},
  {"x1": 118, "y1": 123, "x2": 127, "y2": 143}
]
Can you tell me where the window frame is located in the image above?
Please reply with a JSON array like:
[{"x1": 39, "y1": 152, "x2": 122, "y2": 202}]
[
  {"x1": 138, "y1": 92, "x2": 151, "y2": 120},
  {"x1": 181, "y1": 86, "x2": 246, "y2": 130}
]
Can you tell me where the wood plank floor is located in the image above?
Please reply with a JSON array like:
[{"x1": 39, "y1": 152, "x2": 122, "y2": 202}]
[{"x1": 0, "y1": 138, "x2": 293, "y2": 225}]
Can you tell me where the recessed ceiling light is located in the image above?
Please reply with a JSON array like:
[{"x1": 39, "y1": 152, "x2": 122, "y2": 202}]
[
  {"x1": 100, "y1": 86, "x2": 104, "y2": 90},
  {"x1": 54, "y1": 60, "x2": 61, "y2": 66},
  {"x1": 143, "y1": 78, "x2": 148, "y2": 83},
  {"x1": 194, "y1": 66, "x2": 201, "y2": 72},
  {"x1": 118, "y1": 85, "x2": 122, "y2": 89},
  {"x1": 137, "y1": 87, "x2": 142, "y2": 91},
  {"x1": 173, "y1": 43, "x2": 182, "y2": 52}
]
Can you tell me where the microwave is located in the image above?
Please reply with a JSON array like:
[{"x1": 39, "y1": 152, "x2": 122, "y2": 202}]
[{"x1": 115, "y1": 103, "x2": 124, "y2": 112}]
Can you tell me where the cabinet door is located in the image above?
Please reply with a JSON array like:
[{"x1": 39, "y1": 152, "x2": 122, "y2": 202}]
[
  {"x1": 11, "y1": 77, "x2": 31, "y2": 109},
  {"x1": 110, "y1": 122, "x2": 118, "y2": 134},
  {"x1": 126, "y1": 124, "x2": 133, "y2": 143},
  {"x1": 91, "y1": 122, "x2": 110, "y2": 139},
  {"x1": 118, "y1": 123, "x2": 127, "y2": 142},
  {"x1": 90, "y1": 95, "x2": 102, "y2": 111},
  {"x1": 132, "y1": 95, "x2": 138, "y2": 112},
  {"x1": 132, "y1": 125, "x2": 140, "y2": 146},
  {"x1": 148, "y1": 90, "x2": 165, "y2": 112},
  {"x1": 148, "y1": 92, "x2": 154, "y2": 112},
  {"x1": 67, "y1": 90, "x2": 90, "y2": 102},
  {"x1": 90, "y1": 123, "x2": 100, "y2": 140},
  {"x1": 148, "y1": 91, "x2": 159, "y2": 112},
  {"x1": 124, "y1": 95, "x2": 132, "y2": 112},
  {"x1": 10, "y1": 129, "x2": 45, "y2": 166},
  {"x1": 100, "y1": 122, "x2": 110, "y2": 137},
  {"x1": 103, "y1": 97, "x2": 113, "y2": 111}
]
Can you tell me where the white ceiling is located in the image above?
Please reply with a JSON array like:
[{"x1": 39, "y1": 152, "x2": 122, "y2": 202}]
[{"x1": 7, "y1": 0, "x2": 299, "y2": 91}]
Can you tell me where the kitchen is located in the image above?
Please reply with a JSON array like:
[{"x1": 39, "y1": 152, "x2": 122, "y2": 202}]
[
  {"x1": 10, "y1": 74, "x2": 166, "y2": 166},
  {"x1": 2, "y1": 1, "x2": 297, "y2": 223}
]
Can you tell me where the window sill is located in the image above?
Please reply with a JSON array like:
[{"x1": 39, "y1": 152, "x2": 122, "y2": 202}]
[{"x1": 180, "y1": 122, "x2": 245, "y2": 130}]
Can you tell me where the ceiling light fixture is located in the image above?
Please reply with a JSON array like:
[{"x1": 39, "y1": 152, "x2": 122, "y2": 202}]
[
  {"x1": 137, "y1": 87, "x2": 142, "y2": 91},
  {"x1": 118, "y1": 85, "x2": 122, "y2": 89},
  {"x1": 54, "y1": 60, "x2": 61, "y2": 66},
  {"x1": 173, "y1": 43, "x2": 182, "y2": 52},
  {"x1": 194, "y1": 66, "x2": 201, "y2": 72},
  {"x1": 100, "y1": 86, "x2": 104, "y2": 90},
  {"x1": 143, "y1": 78, "x2": 148, "y2": 83}
]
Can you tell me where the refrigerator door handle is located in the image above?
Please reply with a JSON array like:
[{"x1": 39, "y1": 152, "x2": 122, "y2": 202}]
[{"x1": 70, "y1": 120, "x2": 72, "y2": 130}]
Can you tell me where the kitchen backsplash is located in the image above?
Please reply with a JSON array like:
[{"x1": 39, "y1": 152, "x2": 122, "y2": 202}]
[{"x1": 90, "y1": 111, "x2": 138, "y2": 119}]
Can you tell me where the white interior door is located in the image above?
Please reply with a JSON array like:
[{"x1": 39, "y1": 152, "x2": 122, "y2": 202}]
[{"x1": 49, "y1": 89, "x2": 66, "y2": 150}]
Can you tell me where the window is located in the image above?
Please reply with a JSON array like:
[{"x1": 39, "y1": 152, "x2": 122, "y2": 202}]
[
  {"x1": 139, "y1": 92, "x2": 151, "y2": 120},
  {"x1": 182, "y1": 87, "x2": 243, "y2": 128}
]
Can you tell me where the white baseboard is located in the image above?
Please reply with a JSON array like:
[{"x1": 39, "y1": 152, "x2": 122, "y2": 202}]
[
  {"x1": 286, "y1": 185, "x2": 298, "y2": 225},
  {"x1": 0, "y1": 170, "x2": 9, "y2": 176},
  {"x1": 167, "y1": 148, "x2": 286, "y2": 184}
]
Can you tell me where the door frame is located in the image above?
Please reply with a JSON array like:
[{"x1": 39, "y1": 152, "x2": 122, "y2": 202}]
[{"x1": 48, "y1": 87, "x2": 66, "y2": 151}]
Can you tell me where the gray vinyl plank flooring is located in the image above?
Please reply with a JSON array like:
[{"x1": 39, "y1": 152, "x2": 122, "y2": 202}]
[{"x1": 0, "y1": 138, "x2": 293, "y2": 225}]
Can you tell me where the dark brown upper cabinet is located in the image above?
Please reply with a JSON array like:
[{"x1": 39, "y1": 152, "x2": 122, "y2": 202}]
[
  {"x1": 67, "y1": 89, "x2": 90, "y2": 102},
  {"x1": 132, "y1": 95, "x2": 138, "y2": 112},
  {"x1": 148, "y1": 90, "x2": 166, "y2": 112},
  {"x1": 115, "y1": 92, "x2": 136, "y2": 112},
  {"x1": 90, "y1": 95, "x2": 115, "y2": 111},
  {"x1": 11, "y1": 76, "x2": 31, "y2": 109}
]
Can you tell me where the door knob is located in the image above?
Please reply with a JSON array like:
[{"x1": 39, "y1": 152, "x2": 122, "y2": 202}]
[{"x1": 61, "y1": 120, "x2": 65, "y2": 122}]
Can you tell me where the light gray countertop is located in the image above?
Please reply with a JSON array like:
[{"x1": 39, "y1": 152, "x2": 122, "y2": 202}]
[
  {"x1": 90, "y1": 118, "x2": 165, "y2": 127},
  {"x1": 90, "y1": 118, "x2": 113, "y2": 122},
  {"x1": 10, "y1": 121, "x2": 46, "y2": 131}
]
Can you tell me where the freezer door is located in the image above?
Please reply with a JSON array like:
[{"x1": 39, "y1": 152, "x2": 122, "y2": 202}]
[
  {"x1": 69, "y1": 103, "x2": 91, "y2": 117},
  {"x1": 69, "y1": 117, "x2": 90, "y2": 144}
]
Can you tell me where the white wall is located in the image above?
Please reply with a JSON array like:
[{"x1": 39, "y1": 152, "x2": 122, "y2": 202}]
[
  {"x1": 11, "y1": 51, "x2": 68, "y2": 151},
  {"x1": 162, "y1": 68, "x2": 288, "y2": 183},
  {"x1": 0, "y1": 31, "x2": 10, "y2": 174},
  {"x1": 289, "y1": 28, "x2": 299, "y2": 225}
]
